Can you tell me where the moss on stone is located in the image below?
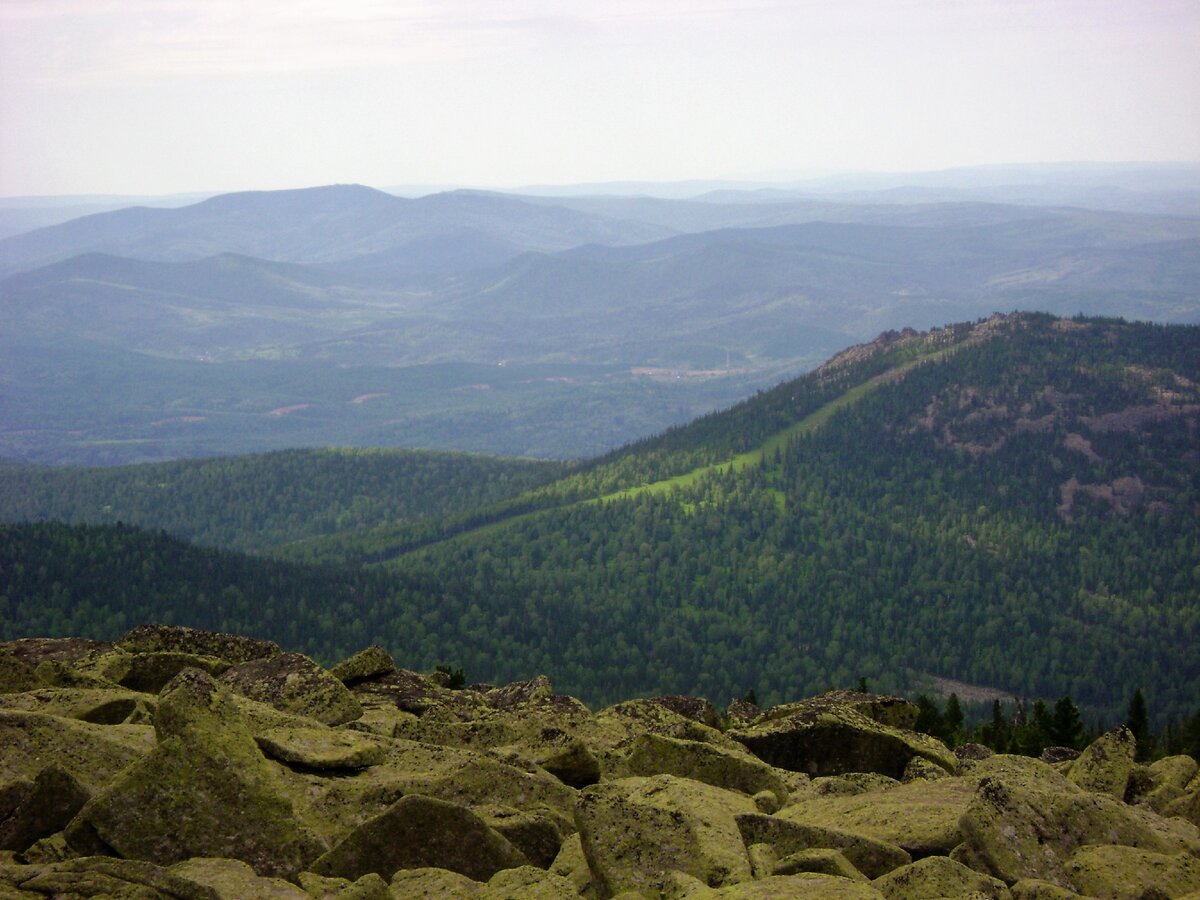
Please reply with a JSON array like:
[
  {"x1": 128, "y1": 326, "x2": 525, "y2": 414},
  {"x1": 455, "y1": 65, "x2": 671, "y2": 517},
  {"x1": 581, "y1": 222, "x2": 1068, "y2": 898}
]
[
  {"x1": 308, "y1": 794, "x2": 527, "y2": 883},
  {"x1": 386, "y1": 866, "x2": 483, "y2": 898},
  {"x1": 0, "y1": 710, "x2": 155, "y2": 792},
  {"x1": 117, "y1": 624, "x2": 279, "y2": 664},
  {"x1": 328, "y1": 647, "x2": 396, "y2": 686},
  {"x1": 872, "y1": 855, "x2": 1011, "y2": 899},
  {"x1": 624, "y1": 733, "x2": 789, "y2": 805},
  {"x1": 219, "y1": 653, "x2": 362, "y2": 727},
  {"x1": 255, "y1": 726, "x2": 386, "y2": 772},
  {"x1": 170, "y1": 857, "x2": 312, "y2": 899},
  {"x1": 735, "y1": 812, "x2": 910, "y2": 880},
  {"x1": 1064, "y1": 845, "x2": 1200, "y2": 898},
  {"x1": 1066, "y1": 726, "x2": 1136, "y2": 800}
]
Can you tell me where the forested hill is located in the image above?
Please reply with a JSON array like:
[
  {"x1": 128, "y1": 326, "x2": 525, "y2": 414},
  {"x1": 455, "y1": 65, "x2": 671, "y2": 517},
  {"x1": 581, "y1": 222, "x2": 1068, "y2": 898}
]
[{"x1": 3, "y1": 313, "x2": 1198, "y2": 724}]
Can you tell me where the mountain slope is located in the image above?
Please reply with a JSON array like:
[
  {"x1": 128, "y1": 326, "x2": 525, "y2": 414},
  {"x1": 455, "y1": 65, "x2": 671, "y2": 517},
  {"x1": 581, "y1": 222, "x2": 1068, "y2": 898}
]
[{"x1": 0, "y1": 185, "x2": 672, "y2": 277}]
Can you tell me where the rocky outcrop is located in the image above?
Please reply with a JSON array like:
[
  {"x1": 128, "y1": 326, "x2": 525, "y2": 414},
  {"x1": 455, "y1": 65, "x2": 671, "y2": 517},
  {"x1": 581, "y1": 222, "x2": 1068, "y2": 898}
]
[{"x1": 0, "y1": 627, "x2": 1196, "y2": 899}]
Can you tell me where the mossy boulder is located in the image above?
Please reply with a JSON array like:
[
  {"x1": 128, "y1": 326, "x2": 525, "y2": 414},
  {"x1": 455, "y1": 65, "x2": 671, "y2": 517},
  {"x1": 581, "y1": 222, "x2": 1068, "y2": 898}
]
[
  {"x1": 0, "y1": 765, "x2": 90, "y2": 853},
  {"x1": 0, "y1": 656, "x2": 39, "y2": 695},
  {"x1": 219, "y1": 653, "x2": 362, "y2": 726},
  {"x1": 757, "y1": 691, "x2": 919, "y2": 731},
  {"x1": 481, "y1": 864, "x2": 580, "y2": 898},
  {"x1": 115, "y1": 651, "x2": 231, "y2": 693},
  {"x1": 474, "y1": 804, "x2": 570, "y2": 869},
  {"x1": 117, "y1": 624, "x2": 279, "y2": 664},
  {"x1": 328, "y1": 646, "x2": 396, "y2": 685},
  {"x1": 872, "y1": 855, "x2": 1011, "y2": 898},
  {"x1": 1, "y1": 855, "x2": 221, "y2": 898},
  {"x1": 647, "y1": 695, "x2": 722, "y2": 729},
  {"x1": 307, "y1": 794, "x2": 528, "y2": 882},
  {"x1": 66, "y1": 668, "x2": 326, "y2": 878},
  {"x1": 385, "y1": 866, "x2": 483, "y2": 897},
  {"x1": 1063, "y1": 844, "x2": 1200, "y2": 897},
  {"x1": 1066, "y1": 726, "x2": 1137, "y2": 800},
  {"x1": 171, "y1": 857, "x2": 312, "y2": 898},
  {"x1": 576, "y1": 774, "x2": 756, "y2": 897},
  {"x1": 0, "y1": 710, "x2": 155, "y2": 791},
  {"x1": 0, "y1": 687, "x2": 156, "y2": 726},
  {"x1": 1137, "y1": 755, "x2": 1199, "y2": 813},
  {"x1": 729, "y1": 702, "x2": 955, "y2": 779},
  {"x1": 255, "y1": 726, "x2": 387, "y2": 772},
  {"x1": 712, "y1": 872, "x2": 885, "y2": 897},
  {"x1": 1008, "y1": 879, "x2": 1084, "y2": 899},
  {"x1": 735, "y1": 813, "x2": 910, "y2": 879},
  {"x1": 957, "y1": 773, "x2": 1200, "y2": 886},
  {"x1": 1166, "y1": 785, "x2": 1200, "y2": 828},
  {"x1": 624, "y1": 733, "x2": 789, "y2": 805},
  {"x1": 771, "y1": 847, "x2": 866, "y2": 881}
]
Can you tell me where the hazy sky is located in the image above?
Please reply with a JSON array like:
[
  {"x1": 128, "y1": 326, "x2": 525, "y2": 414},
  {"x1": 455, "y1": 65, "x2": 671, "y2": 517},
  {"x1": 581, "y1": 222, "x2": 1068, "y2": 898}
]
[{"x1": 2, "y1": 0, "x2": 1199, "y2": 197}]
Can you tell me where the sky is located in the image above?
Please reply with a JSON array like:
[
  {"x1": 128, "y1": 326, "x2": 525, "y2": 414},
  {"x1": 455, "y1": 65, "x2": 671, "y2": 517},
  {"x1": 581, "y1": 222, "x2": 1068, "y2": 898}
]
[{"x1": 1, "y1": 0, "x2": 1199, "y2": 197}]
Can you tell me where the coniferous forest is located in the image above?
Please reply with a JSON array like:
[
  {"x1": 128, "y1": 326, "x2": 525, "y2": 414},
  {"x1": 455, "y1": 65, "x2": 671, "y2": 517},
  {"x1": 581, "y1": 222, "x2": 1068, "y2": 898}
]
[{"x1": 3, "y1": 313, "x2": 1198, "y2": 731}]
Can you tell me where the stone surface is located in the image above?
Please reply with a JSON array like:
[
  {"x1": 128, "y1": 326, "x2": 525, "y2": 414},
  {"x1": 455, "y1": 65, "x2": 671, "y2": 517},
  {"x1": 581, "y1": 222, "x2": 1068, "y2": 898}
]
[
  {"x1": 255, "y1": 726, "x2": 387, "y2": 772},
  {"x1": 576, "y1": 774, "x2": 755, "y2": 897},
  {"x1": 730, "y1": 701, "x2": 955, "y2": 779},
  {"x1": 624, "y1": 733, "x2": 789, "y2": 805},
  {"x1": 66, "y1": 668, "x2": 326, "y2": 878},
  {"x1": 115, "y1": 651, "x2": 231, "y2": 693},
  {"x1": 0, "y1": 765, "x2": 90, "y2": 853},
  {"x1": 1138, "y1": 755, "x2": 1198, "y2": 813},
  {"x1": 307, "y1": 794, "x2": 527, "y2": 882},
  {"x1": 480, "y1": 864, "x2": 580, "y2": 898},
  {"x1": 0, "y1": 709, "x2": 155, "y2": 791},
  {"x1": 0, "y1": 687, "x2": 157, "y2": 726},
  {"x1": 4, "y1": 855, "x2": 221, "y2": 899},
  {"x1": 771, "y1": 847, "x2": 866, "y2": 881},
  {"x1": 872, "y1": 854, "x2": 1011, "y2": 899},
  {"x1": 735, "y1": 813, "x2": 910, "y2": 879},
  {"x1": 220, "y1": 653, "x2": 362, "y2": 726},
  {"x1": 386, "y1": 866, "x2": 482, "y2": 898},
  {"x1": 171, "y1": 857, "x2": 312, "y2": 899},
  {"x1": 474, "y1": 804, "x2": 569, "y2": 870},
  {"x1": 1066, "y1": 726, "x2": 1137, "y2": 799},
  {"x1": 1064, "y1": 844, "x2": 1200, "y2": 898},
  {"x1": 117, "y1": 624, "x2": 279, "y2": 664},
  {"x1": 329, "y1": 646, "x2": 396, "y2": 685}
]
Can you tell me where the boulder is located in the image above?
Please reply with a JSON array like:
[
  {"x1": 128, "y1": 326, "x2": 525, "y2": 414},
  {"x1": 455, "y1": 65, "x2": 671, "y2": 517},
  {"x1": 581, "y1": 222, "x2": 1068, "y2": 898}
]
[
  {"x1": 585, "y1": 699, "x2": 749, "y2": 778},
  {"x1": 548, "y1": 832, "x2": 593, "y2": 895},
  {"x1": 957, "y1": 773, "x2": 1200, "y2": 886},
  {"x1": 754, "y1": 691, "x2": 919, "y2": 730},
  {"x1": 726, "y1": 698, "x2": 760, "y2": 726},
  {"x1": 480, "y1": 864, "x2": 580, "y2": 898},
  {"x1": 385, "y1": 866, "x2": 483, "y2": 897},
  {"x1": 575, "y1": 775, "x2": 756, "y2": 897},
  {"x1": 771, "y1": 847, "x2": 866, "y2": 881},
  {"x1": 66, "y1": 668, "x2": 326, "y2": 878},
  {"x1": 255, "y1": 726, "x2": 387, "y2": 772},
  {"x1": 813, "y1": 773, "x2": 901, "y2": 796},
  {"x1": 729, "y1": 701, "x2": 955, "y2": 779},
  {"x1": 171, "y1": 857, "x2": 312, "y2": 899},
  {"x1": 306, "y1": 794, "x2": 528, "y2": 882},
  {"x1": 474, "y1": 804, "x2": 570, "y2": 870},
  {"x1": 0, "y1": 656, "x2": 38, "y2": 695},
  {"x1": 115, "y1": 651, "x2": 231, "y2": 693},
  {"x1": 1008, "y1": 879, "x2": 1083, "y2": 899},
  {"x1": 871, "y1": 855, "x2": 1011, "y2": 899},
  {"x1": 219, "y1": 653, "x2": 362, "y2": 726},
  {"x1": 0, "y1": 709, "x2": 155, "y2": 791},
  {"x1": 624, "y1": 733, "x2": 789, "y2": 805},
  {"x1": 296, "y1": 871, "x2": 391, "y2": 899},
  {"x1": 117, "y1": 624, "x2": 279, "y2": 664},
  {"x1": 1166, "y1": 785, "x2": 1200, "y2": 828},
  {"x1": 0, "y1": 687, "x2": 157, "y2": 726},
  {"x1": 1063, "y1": 845, "x2": 1200, "y2": 898},
  {"x1": 3, "y1": 855, "x2": 220, "y2": 899},
  {"x1": 1066, "y1": 726, "x2": 1136, "y2": 799},
  {"x1": 0, "y1": 765, "x2": 90, "y2": 853},
  {"x1": 328, "y1": 646, "x2": 396, "y2": 685},
  {"x1": 712, "y1": 873, "x2": 885, "y2": 897},
  {"x1": 734, "y1": 813, "x2": 910, "y2": 879},
  {"x1": 647, "y1": 695, "x2": 722, "y2": 729},
  {"x1": 1136, "y1": 755, "x2": 1198, "y2": 814}
]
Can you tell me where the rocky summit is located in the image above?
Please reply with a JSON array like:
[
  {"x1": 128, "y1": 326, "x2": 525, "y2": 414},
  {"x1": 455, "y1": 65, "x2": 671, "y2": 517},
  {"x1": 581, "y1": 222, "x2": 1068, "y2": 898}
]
[{"x1": 2, "y1": 627, "x2": 1199, "y2": 898}]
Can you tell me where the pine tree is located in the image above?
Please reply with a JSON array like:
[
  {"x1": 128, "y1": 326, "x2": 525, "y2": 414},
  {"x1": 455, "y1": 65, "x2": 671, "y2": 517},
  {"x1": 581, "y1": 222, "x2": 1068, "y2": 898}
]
[
  {"x1": 1126, "y1": 688, "x2": 1150, "y2": 762},
  {"x1": 1050, "y1": 696, "x2": 1085, "y2": 749}
]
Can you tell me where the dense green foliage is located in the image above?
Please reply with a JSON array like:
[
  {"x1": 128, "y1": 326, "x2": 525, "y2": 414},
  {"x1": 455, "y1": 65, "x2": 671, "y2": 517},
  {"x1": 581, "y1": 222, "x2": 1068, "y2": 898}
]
[
  {"x1": 0, "y1": 447, "x2": 563, "y2": 553},
  {"x1": 3, "y1": 314, "x2": 1197, "y2": 725}
]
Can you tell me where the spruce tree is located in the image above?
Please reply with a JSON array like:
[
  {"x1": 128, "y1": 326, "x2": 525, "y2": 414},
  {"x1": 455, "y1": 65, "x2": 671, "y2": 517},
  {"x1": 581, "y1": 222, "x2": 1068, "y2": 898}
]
[{"x1": 1125, "y1": 688, "x2": 1150, "y2": 762}]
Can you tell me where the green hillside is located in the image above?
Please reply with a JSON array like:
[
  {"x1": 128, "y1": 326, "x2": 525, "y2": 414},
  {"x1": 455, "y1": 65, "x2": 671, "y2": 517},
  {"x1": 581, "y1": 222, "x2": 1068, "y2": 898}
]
[{"x1": 3, "y1": 313, "x2": 1197, "y2": 723}]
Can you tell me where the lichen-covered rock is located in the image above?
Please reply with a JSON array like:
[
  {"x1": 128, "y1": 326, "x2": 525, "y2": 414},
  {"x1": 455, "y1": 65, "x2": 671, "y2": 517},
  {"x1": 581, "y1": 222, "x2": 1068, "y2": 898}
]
[
  {"x1": 255, "y1": 726, "x2": 386, "y2": 772},
  {"x1": 1166, "y1": 785, "x2": 1200, "y2": 828},
  {"x1": 0, "y1": 765, "x2": 90, "y2": 853},
  {"x1": 1066, "y1": 726, "x2": 1136, "y2": 799},
  {"x1": 734, "y1": 813, "x2": 910, "y2": 879},
  {"x1": 755, "y1": 692, "x2": 920, "y2": 731},
  {"x1": 171, "y1": 857, "x2": 312, "y2": 899},
  {"x1": 726, "y1": 698, "x2": 760, "y2": 726},
  {"x1": 1008, "y1": 879, "x2": 1084, "y2": 899},
  {"x1": 548, "y1": 832, "x2": 593, "y2": 895},
  {"x1": 902, "y1": 755, "x2": 950, "y2": 783},
  {"x1": 1040, "y1": 746, "x2": 1081, "y2": 765},
  {"x1": 756, "y1": 881, "x2": 852, "y2": 900},
  {"x1": 871, "y1": 855, "x2": 1011, "y2": 899},
  {"x1": 220, "y1": 653, "x2": 362, "y2": 726},
  {"x1": 0, "y1": 638, "x2": 113, "y2": 670},
  {"x1": 0, "y1": 686, "x2": 157, "y2": 726},
  {"x1": 624, "y1": 733, "x2": 789, "y2": 805},
  {"x1": 4, "y1": 855, "x2": 221, "y2": 899},
  {"x1": 115, "y1": 651, "x2": 231, "y2": 693},
  {"x1": 957, "y1": 773, "x2": 1200, "y2": 886},
  {"x1": 1137, "y1": 755, "x2": 1198, "y2": 813},
  {"x1": 295, "y1": 870, "x2": 391, "y2": 899},
  {"x1": 307, "y1": 794, "x2": 528, "y2": 882},
  {"x1": 386, "y1": 866, "x2": 482, "y2": 898},
  {"x1": 329, "y1": 646, "x2": 396, "y2": 686},
  {"x1": 575, "y1": 775, "x2": 756, "y2": 897},
  {"x1": 772, "y1": 847, "x2": 866, "y2": 881},
  {"x1": 66, "y1": 668, "x2": 326, "y2": 878},
  {"x1": 729, "y1": 702, "x2": 955, "y2": 779},
  {"x1": 117, "y1": 624, "x2": 279, "y2": 664},
  {"x1": 813, "y1": 772, "x2": 902, "y2": 797},
  {"x1": 957, "y1": 743, "x2": 997, "y2": 762},
  {"x1": 648, "y1": 695, "x2": 722, "y2": 729},
  {"x1": 480, "y1": 864, "x2": 579, "y2": 898},
  {"x1": 0, "y1": 710, "x2": 155, "y2": 791},
  {"x1": 474, "y1": 804, "x2": 569, "y2": 870},
  {"x1": 1063, "y1": 845, "x2": 1200, "y2": 898}
]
